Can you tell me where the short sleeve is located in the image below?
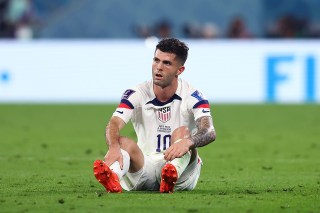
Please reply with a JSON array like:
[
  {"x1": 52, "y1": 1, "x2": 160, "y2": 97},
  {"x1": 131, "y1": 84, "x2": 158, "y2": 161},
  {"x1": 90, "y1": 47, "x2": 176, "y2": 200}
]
[
  {"x1": 188, "y1": 90, "x2": 212, "y2": 121},
  {"x1": 112, "y1": 89, "x2": 141, "y2": 123}
]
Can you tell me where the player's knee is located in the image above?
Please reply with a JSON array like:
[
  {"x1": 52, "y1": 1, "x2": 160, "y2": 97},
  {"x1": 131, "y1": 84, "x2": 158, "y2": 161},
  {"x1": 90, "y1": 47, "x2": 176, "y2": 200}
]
[
  {"x1": 119, "y1": 136, "x2": 143, "y2": 157},
  {"x1": 119, "y1": 137, "x2": 137, "y2": 152},
  {"x1": 171, "y1": 126, "x2": 191, "y2": 143}
]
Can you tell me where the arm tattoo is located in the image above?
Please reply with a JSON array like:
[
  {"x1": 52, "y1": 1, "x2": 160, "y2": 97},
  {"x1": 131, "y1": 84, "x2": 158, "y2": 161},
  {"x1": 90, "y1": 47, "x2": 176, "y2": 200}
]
[{"x1": 190, "y1": 116, "x2": 216, "y2": 148}]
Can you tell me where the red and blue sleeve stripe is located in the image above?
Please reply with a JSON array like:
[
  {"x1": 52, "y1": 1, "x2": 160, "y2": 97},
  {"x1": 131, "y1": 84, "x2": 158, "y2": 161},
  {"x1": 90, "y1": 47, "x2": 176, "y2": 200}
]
[
  {"x1": 118, "y1": 99, "x2": 134, "y2": 109},
  {"x1": 193, "y1": 100, "x2": 210, "y2": 109}
]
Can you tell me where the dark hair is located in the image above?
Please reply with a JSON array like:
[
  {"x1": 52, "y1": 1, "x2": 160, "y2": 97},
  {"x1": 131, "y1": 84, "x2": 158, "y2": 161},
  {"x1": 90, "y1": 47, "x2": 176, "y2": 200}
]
[{"x1": 155, "y1": 38, "x2": 189, "y2": 64}]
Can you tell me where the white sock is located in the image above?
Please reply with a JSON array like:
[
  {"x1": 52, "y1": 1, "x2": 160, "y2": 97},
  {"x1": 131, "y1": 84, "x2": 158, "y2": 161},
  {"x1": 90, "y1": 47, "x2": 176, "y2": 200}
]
[
  {"x1": 170, "y1": 151, "x2": 191, "y2": 177},
  {"x1": 109, "y1": 149, "x2": 130, "y2": 180}
]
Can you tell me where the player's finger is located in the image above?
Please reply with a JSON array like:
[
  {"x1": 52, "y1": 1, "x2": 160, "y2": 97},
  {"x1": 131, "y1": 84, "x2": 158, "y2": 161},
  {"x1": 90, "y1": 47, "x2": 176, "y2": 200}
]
[
  {"x1": 164, "y1": 149, "x2": 173, "y2": 161},
  {"x1": 169, "y1": 147, "x2": 178, "y2": 160},
  {"x1": 164, "y1": 151, "x2": 169, "y2": 161},
  {"x1": 163, "y1": 146, "x2": 172, "y2": 159},
  {"x1": 167, "y1": 150, "x2": 178, "y2": 161},
  {"x1": 178, "y1": 152, "x2": 184, "y2": 158}
]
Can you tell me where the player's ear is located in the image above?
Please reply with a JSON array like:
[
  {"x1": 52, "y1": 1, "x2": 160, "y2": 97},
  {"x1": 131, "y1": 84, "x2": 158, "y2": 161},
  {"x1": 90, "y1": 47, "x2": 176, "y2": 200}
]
[{"x1": 177, "y1": 66, "x2": 185, "y2": 76}]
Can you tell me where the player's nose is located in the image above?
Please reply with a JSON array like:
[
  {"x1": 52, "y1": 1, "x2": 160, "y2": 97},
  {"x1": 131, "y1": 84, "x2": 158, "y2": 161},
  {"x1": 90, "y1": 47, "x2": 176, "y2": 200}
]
[{"x1": 156, "y1": 62, "x2": 164, "y2": 70}]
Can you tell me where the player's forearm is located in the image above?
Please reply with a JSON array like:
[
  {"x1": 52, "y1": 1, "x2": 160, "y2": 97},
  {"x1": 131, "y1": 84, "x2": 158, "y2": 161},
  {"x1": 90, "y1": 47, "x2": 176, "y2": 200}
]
[
  {"x1": 105, "y1": 118, "x2": 122, "y2": 148},
  {"x1": 190, "y1": 116, "x2": 216, "y2": 148}
]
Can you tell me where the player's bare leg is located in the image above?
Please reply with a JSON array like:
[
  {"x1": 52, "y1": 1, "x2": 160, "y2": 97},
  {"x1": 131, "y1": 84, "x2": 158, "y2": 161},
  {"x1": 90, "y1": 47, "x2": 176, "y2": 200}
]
[{"x1": 118, "y1": 136, "x2": 144, "y2": 173}]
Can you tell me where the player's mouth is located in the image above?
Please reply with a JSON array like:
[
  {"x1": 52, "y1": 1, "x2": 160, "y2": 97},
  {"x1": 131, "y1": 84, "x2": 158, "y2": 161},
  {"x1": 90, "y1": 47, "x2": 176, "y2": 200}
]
[{"x1": 155, "y1": 73, "x2": 163, "y2": 80}]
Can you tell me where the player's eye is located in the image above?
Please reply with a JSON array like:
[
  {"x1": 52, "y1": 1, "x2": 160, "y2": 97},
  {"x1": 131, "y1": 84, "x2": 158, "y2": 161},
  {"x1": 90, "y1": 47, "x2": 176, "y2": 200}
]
[{"x1": 163, "y1": 61, "x2": 171, "y2": 65}]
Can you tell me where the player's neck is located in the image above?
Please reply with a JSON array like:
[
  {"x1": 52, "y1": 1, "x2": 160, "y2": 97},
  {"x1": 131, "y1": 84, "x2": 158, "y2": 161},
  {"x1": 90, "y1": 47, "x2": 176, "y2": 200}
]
[{"x1": 153, "y1": 82, "x2": 178, "y2": 102}]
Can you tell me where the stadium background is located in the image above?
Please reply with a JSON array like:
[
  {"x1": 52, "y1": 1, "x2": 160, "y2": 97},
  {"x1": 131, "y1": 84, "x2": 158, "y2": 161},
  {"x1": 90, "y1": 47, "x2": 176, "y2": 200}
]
[
  {"x1": 0, "y1": 0, "x2": 320, "y2": 104},
  {"x1": 1, "y1": 1, "x2": 320, "y2": 212}
]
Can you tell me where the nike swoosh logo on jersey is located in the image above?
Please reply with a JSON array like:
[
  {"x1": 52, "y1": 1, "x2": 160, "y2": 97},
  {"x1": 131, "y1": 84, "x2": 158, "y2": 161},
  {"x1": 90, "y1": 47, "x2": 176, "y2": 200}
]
[
  {"x1": 202, "y1": 109, "x2": 210, "y2": 113},
  {"x1": 116, "y1": 110, "x2": 124, "y2": 114}
]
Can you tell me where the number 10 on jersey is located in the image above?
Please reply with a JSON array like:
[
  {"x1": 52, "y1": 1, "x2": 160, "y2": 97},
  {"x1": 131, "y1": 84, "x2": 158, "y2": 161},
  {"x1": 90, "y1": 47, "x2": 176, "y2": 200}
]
[{"x1": 156, "y1": 134, "x2": 171, "y2": 152}]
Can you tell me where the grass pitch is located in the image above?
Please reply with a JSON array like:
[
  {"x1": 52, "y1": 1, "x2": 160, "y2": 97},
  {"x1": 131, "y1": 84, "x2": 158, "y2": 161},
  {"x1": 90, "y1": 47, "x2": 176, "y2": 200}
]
[{"x1": 0, "y1": 104, "x2": 319, "y2": 213}]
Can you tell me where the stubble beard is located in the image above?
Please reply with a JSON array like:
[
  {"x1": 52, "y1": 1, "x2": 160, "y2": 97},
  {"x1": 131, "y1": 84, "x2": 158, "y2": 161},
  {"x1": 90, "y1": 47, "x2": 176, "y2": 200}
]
[
  {"x1": 152, "y1": 70, "x2": 177, "y2": 89},
  {"x1": 153, "y1": 77, "x2": 169, "y2": 88}
]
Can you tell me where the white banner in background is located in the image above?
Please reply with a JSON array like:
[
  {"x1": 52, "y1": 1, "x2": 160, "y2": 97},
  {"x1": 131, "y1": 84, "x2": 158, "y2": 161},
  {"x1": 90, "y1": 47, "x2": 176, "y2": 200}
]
[{"x1": 0, "y1": 40, "x2": 319, "y2": 103}]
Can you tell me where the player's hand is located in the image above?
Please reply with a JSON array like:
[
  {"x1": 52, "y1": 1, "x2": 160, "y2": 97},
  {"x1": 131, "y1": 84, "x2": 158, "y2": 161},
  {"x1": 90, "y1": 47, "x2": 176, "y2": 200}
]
[
  {"x1": 104, "y1": 146, "x2": 123, "y2": 169},
  {"x1": 164, "y1": 138, "x2": 193, "y2": 161}
]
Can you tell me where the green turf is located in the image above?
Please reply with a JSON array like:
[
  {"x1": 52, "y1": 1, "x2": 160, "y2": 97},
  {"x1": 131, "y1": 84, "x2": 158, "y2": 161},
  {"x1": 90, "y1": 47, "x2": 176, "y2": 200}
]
[{"x1": 0, "y1": 104, "x2": 319, "y2": 213}]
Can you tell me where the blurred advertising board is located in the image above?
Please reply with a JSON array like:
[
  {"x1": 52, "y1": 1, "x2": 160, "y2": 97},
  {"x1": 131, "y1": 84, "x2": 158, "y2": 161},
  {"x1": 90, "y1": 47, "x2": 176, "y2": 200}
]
[{"x1": 0, "y1": 40, "x2": 319, "y2": 103}]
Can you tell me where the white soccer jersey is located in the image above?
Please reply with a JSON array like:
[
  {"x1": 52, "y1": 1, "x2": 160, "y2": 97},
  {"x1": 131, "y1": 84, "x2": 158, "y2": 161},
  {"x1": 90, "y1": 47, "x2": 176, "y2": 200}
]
[{"x1": 112, "y1": 78, "x2": 213, "y2": 155}]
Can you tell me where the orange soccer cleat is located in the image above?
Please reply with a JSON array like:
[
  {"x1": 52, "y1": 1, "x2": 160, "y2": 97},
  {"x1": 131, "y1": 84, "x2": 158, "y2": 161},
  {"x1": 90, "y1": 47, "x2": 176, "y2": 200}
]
[
  {"x1": 93, "y1": 160, "x2": 122, "y2": 193},
  {"x1": 160, "y1": 163, "x2": 178, "y2": 193}
]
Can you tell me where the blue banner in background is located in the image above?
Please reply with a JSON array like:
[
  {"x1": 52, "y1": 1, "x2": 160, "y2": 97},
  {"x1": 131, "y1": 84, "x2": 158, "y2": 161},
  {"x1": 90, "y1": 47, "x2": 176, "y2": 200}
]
[
  {"x1": 266, "y1": 54, "x2": 317, "y2": 103},
  {"x1": 0, "y1": 40, "x2": 319, "y2": 103}
]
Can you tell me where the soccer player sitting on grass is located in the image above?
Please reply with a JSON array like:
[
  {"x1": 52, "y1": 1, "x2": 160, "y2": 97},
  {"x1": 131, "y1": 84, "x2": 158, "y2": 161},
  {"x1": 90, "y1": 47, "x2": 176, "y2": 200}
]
[{"x1": 93, "y1": 38, "x2": 216, "y2": 193}]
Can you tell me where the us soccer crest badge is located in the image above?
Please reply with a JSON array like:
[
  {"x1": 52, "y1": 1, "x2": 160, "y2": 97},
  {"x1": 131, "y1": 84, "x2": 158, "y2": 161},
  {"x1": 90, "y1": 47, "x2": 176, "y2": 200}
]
[{"x1": 158, "y1": 106, "x2": 171, "y2": 123}]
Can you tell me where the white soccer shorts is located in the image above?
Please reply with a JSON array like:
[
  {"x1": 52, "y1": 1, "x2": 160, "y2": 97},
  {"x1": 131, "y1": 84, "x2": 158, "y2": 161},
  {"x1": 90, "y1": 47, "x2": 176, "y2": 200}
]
[{"x1": 120, "y1": 152, "x2": 202, "y2": 191}]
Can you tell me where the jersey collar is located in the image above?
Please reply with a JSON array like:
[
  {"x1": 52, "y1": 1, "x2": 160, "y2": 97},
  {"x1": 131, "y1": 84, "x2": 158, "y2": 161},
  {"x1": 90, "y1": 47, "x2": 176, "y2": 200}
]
[
  {"x1": 146, "y1": 94, "x2": 182, "y2": 107},
  {"x1": 146, "y1": 79, "x2": 182, "y2": 108}
]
